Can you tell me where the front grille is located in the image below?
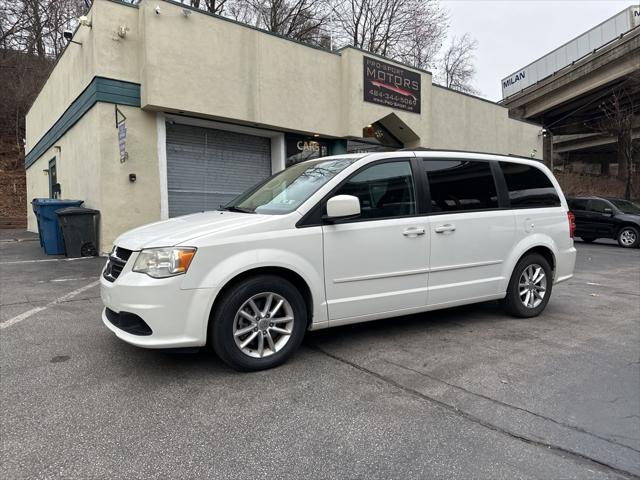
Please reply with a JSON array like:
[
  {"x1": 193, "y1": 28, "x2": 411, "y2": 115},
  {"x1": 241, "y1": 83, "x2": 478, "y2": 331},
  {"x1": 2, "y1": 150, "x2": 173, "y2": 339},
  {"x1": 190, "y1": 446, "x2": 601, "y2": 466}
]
[
  {"x1": 103, "y1": 246, "x2": 133, "y2": 282},
  {"x1": 114, "y1": 247, "x2": 132, "y2": 261},
  {"x1": 105, "y1": 308, "x2": 152, "y2": 336}
]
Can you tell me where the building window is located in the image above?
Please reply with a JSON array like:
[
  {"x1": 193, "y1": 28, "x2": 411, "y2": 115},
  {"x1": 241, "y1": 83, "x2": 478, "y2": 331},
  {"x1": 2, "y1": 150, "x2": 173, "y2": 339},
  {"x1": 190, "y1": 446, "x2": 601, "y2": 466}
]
[
  {"x1": 285, "y1": 135, "x2": 328, "y2": 167},
  {"x1": 425, "y1": 160, "x2": 498, "y2": 212}
]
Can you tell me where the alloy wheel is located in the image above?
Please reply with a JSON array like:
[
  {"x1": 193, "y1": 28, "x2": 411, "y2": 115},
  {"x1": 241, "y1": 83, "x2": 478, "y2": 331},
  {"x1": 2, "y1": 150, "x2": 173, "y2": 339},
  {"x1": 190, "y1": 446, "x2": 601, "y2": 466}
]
[
  {"x1": 619, "y1": 228, "x2": 637, "y2": 247},
  {"x1": 518, "y1": 264, "x2": 547, "y2": 309},
  {"x1": 233, "y1": 292, "x2": 295, "y2": 358}
]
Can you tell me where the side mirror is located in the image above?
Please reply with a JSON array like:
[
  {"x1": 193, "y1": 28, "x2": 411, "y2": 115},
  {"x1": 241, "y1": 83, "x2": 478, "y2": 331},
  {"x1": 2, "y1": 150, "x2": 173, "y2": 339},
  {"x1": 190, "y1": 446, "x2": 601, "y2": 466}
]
[
  {"x1": 603, "y1": 208, "x2": 613, "y2": 216},
  {"x1": 325, "y1": 195, "x2": 360, "y2": 221}
]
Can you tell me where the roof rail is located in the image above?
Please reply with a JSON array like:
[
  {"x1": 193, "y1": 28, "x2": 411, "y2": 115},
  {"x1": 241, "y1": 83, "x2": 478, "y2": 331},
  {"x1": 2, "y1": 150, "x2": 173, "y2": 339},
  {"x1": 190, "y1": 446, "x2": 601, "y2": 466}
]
[{"x1": 398, "y1": 147, "x2": 541, "y2": 161}]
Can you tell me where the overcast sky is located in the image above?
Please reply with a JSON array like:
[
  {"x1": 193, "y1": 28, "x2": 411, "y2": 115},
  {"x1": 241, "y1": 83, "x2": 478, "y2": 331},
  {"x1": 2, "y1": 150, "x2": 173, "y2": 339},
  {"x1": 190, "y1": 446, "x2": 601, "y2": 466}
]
[{"x1": 440, "y1": 0, "x2": 636, "y2": 101}]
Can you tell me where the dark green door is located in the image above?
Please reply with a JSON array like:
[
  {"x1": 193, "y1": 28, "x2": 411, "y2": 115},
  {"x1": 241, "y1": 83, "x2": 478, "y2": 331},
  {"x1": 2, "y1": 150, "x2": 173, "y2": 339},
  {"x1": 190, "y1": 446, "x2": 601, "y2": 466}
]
[{"x1": 48, "y1": 157, "x2": 58, "y2": 198}]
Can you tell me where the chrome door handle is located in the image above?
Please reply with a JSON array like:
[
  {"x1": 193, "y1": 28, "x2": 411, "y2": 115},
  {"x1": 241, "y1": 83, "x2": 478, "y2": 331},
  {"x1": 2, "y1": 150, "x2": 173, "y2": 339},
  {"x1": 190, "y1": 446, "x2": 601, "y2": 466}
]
[
  {"x1": 435, "y1": 224, "x2": 456, "y2": 233},
  {"x1": 403, "y1": 227, "x2": 425, "y2": 237}
]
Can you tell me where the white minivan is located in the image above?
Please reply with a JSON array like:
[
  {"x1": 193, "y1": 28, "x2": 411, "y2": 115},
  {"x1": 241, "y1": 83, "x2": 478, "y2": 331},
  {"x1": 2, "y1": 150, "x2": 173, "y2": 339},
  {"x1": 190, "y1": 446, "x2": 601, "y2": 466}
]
[{"x1": 101, "y1": 151, "x2": 576, "y2": 371}]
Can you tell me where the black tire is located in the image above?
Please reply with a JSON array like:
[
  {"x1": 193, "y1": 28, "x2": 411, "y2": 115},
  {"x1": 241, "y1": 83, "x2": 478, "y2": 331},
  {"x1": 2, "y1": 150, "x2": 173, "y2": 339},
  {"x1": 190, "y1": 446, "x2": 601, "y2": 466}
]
[
  {"x1": 502, "y1": 253, "x2": 553, "y2": 318},
  {"x1": 580, "y1": 237, "x2": 596, "y2": 243},
  {"x1": 616, "y1": 225, "x2": 639, "y2": 248},
  {"x1": 210, "y1": 275, "x2": 307, "y2": 371}
]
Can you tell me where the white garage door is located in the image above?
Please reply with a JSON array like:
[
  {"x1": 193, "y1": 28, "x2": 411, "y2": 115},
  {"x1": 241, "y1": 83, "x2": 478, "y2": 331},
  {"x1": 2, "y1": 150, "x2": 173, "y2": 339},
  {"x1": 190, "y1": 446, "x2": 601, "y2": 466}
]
[{"x1": 166, "y1": 123, "x2": 272, "y2": 217}]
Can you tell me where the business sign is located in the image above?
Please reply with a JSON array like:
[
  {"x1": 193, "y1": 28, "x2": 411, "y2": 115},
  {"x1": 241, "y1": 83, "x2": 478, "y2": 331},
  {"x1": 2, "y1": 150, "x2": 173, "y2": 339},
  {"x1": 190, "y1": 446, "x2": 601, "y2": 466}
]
[
  {"x1": 501, "y1": 6, "x2": 639, "y2": 98},
  {"x1": 285, "y1": 135, "x2": 329, "y2": 166},
  {"x1": 115, "y1": 105, "x2": 128, "y2": 163},
  {"x1": 502, "y1": 71, "x2": 526, "y2": 91},
  {"x1": 363, "y1": 56, "x2": 421, "y2": 114},
  {"x1": 118, "y1": 121, "x2": 127, "y2": 163}
]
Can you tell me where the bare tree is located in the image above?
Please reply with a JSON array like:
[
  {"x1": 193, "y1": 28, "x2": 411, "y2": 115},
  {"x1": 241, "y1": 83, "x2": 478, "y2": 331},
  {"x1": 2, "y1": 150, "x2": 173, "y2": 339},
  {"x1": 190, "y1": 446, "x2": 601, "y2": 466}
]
[
  {"x1": 188, "y1": 0, "x2": 229, "y2": 15},
  {"x1": 0, "y1": 0, "x2": 86, "y2": 175},
  {"x1": 247, "y1": 0, "x2": 331, "y2": 44},
  {"x1": 396, "y1": 11, "x2": 446, "y2": 70},
  {"x1": 1, "y1": 1, "x2": 23, "y2": 49},
  {"x1": 436, "y1": 33, "x2": 479, "y2": 94},
  {"x1": 590, "y1": 75, "x2": 640, "y2": 199},
  {"x1": 225, "y1": 1, "x2": 256, "y2": 23},
  {"x1": 1, "y1": 1, "x2": 32, "y2": 53},
  {"x1": 182, "y1": 0, "x2": 331, "y2": 40},
  {"x1": 1, "y1": 0, "x2": 88, "y2": 59},
  {"x1": 0, "y1": 50, "x2": 52, "y2": 170},
  {"x1": 332, "y1": 0, "x2": 447, "y2": 67}
]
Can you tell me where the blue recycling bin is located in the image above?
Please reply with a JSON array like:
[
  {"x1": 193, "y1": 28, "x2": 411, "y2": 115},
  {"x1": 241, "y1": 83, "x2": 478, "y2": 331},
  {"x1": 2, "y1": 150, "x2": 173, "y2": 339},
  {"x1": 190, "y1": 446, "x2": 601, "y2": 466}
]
[
  {"x1": 31, "y1": 199, "x2": 84, "y2": 255},
  {"x1": 31, "y1": 200, "x2": 44, "y2": 247}
]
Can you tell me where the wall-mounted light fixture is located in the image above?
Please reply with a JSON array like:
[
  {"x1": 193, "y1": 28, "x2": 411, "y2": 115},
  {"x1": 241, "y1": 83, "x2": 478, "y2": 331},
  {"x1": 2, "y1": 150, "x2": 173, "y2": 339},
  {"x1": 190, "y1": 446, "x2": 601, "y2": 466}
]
[
  {"x1": 78, "y1": 16, "x2": 92, "y2": 28},
  {"x1": 63, "y1": 30, "x2": 82, "y2": 46},
  {"x1": 117, "y1": 25, "x2": 129, "y2": 39}
]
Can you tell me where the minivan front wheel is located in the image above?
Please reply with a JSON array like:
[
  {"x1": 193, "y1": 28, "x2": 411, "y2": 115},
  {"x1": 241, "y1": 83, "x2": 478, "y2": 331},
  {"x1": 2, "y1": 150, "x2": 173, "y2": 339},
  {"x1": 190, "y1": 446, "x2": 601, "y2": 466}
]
[
  {"x1": 210, "y1": 275, "x2": 307, "y2": 371},
  {"x1": 502, "y1": 253, "x2": 553, "y2": 318}
]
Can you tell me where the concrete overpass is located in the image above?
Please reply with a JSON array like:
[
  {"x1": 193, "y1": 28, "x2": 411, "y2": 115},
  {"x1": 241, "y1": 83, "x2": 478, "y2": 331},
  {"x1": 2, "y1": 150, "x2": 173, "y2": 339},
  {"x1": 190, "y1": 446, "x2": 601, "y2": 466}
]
[{"x1": 501, "y1": 24, "x2": 640, "y2": 175}]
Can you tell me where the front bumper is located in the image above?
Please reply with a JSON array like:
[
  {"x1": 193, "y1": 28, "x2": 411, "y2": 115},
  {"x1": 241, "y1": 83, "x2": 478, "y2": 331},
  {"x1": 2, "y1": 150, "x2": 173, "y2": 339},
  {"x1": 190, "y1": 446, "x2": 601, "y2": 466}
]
[{"x1": 100, "y1": 260, "x2": 214, "y2": 349}]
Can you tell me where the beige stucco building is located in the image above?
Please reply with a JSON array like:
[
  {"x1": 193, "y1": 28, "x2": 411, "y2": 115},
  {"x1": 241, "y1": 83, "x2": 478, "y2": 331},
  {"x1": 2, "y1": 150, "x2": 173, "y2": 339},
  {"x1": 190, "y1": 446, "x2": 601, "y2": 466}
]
[{"x1": 26, "y1": 0, "x2": 542, "y2": 252}]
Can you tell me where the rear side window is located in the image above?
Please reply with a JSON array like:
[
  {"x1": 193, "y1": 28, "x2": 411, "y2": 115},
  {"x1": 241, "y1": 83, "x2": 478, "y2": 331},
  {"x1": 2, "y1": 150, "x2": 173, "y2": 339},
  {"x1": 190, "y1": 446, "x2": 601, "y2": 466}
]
[
  {"x1": 425, "y1": 160, "x2": 498, "y2": 213},
  {"x1": 499, "y1": 162, "x2": 560, "y2": 208},
  {"x1": 569, "y1": 198, "x2": 588, "y2": 211}
]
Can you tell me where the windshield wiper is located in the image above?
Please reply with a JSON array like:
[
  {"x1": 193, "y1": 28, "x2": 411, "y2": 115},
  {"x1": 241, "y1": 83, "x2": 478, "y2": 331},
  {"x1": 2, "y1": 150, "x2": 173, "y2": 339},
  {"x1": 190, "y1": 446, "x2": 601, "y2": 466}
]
[{"x1": 221, "y1": 206, "x2": 255, "y2": 214}]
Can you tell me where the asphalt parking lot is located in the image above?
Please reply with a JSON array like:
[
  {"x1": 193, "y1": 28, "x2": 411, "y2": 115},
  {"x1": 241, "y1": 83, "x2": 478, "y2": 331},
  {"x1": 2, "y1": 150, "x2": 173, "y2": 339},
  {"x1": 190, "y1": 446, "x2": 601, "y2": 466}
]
[{"x1": 1, "y1": 230, "x2": 639, "y2": 479}]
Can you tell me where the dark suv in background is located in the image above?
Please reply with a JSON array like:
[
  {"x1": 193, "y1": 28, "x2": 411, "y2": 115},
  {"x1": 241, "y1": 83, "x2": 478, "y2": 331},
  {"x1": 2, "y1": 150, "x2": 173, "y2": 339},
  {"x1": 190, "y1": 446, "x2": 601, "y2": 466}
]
[{"x1": 568, "y1": 196, "x2": 640, "y2": 248}]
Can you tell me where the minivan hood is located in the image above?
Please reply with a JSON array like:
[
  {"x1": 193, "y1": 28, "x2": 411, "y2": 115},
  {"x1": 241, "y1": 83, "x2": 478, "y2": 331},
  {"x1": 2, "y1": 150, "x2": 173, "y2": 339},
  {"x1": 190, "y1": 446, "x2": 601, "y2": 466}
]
[{"x1": 113, "y1": 211, "x2": 267, "y2": 251}]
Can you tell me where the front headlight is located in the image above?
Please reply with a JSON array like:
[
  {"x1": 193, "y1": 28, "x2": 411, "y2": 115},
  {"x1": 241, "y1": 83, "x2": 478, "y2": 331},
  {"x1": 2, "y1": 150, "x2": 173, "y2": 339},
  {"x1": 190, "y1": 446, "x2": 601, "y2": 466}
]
[{"x1": 132, "y1": 247, "x2": 197, "y2": 278}]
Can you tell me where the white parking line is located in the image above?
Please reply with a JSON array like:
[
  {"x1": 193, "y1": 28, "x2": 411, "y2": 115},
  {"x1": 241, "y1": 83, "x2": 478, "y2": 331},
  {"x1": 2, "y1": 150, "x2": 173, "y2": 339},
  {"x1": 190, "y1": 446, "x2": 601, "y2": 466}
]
[
  {"x1": 0, "y1": 257, "x2": 98, "y2": 265},
  {"x1": 36, "y1": 277, "x2": 96, "y2": 284},
  {"x1": 0, "y1": 238, "x2": 39, "y2": 244},
  {"x1": 0, "y1": 280, "x2": 100, "y2": 330}
]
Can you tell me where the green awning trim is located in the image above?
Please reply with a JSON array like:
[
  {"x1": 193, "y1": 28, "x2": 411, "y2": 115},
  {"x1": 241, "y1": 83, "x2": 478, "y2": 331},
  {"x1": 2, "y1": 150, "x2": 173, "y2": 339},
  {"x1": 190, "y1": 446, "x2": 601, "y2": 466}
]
[{"x1": 25, "y1": 77, "x2": 141, "y2": 169}]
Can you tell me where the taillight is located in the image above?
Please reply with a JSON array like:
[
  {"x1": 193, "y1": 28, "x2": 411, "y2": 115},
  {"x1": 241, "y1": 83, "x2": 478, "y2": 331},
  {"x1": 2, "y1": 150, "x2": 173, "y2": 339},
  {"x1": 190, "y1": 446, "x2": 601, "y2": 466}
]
[{"x1": 567, "y1": 212, "x2": 576, "y2": 239}]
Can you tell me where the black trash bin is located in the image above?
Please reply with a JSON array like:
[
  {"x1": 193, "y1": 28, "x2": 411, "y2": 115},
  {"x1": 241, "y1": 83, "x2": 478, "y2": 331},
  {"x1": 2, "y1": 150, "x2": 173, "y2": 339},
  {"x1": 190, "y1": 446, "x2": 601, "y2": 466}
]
[
  {"x1": 56, "y1": 207, "x2": 100, "y2": 258},
  {"x1": 32, "y1": 198, "x2": 84, "y2": 253}
]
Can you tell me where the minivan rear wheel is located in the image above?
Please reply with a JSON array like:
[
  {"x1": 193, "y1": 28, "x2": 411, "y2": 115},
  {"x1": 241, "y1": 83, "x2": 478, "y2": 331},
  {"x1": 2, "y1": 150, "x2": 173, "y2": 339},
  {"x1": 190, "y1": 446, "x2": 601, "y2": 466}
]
[
  {"x1": 210, "y1": 275, "x2": 307, "y2": 371},
  {"x1": 502, "y1": 253, "x2": 553, "y2": 318}
]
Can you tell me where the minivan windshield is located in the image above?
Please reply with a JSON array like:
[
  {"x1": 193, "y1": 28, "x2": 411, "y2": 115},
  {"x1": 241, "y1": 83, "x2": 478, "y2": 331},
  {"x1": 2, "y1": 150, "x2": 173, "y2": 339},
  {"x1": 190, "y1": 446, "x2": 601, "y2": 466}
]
[
  {"x1": 223, "y1": 157, "x2": 358, "y2": 214},
  {"x1": 609, "y1": 199, "x2": 640, "y2": 215}
]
